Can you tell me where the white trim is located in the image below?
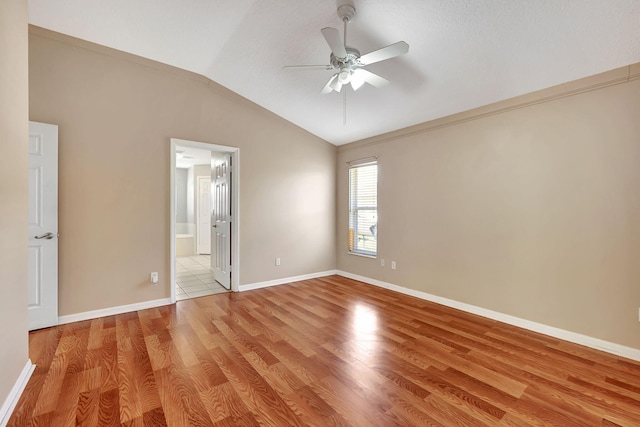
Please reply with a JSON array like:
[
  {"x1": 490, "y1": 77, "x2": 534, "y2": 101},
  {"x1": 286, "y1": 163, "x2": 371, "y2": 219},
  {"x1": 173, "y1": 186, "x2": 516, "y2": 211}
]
[
  {"x1": 337, "y1": 271, "x2": 640, "y2": 362},
  {"x1": 239, "y1": 270, "x2": 337, "y2": 292},
  {"x1": 0, "y1": 359, "x2": 35, "y2": 427},
  {"x1": 346, "y1": 155, "x2": 378, "y2": 165},
  {"x1": 170, "y1": 139, "x2": 176, "y2": 302},
  {"x1": 58, "y1": 298, "x2": 173, "y2": 325},
  {"x1": 170, "y1": 138, "x2": 240, "y2": 298}
]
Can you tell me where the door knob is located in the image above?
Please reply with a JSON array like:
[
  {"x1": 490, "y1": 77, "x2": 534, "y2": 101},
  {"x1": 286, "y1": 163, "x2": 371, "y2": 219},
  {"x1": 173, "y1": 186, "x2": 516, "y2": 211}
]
[{"x1": 35, "y1": 232, "x2": 55, "y2": 240}]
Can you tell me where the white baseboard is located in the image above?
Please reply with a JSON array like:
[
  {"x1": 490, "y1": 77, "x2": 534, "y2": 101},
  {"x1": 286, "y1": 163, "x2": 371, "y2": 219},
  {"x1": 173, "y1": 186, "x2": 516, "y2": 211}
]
[
  {"x1": 0, "y1": 359, "x2": 35, "y2": 427},
  {"x1": 239, "y1": 270, "x2": 337, "y2": 292},
  {"x1": 58, "y1": 298, "x2": 173, "y2": 325},
  {"x1": 337, "y1": 271, "x2": 640, "y2": 362}
]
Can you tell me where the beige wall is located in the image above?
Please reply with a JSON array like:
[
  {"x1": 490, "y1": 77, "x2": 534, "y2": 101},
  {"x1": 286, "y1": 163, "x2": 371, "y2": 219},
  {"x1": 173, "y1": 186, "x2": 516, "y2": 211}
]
[
  {"x1": 338, "y1": 65, "x2": 640, "y2": 349},
  {"x1": 29, "y1": 27, "x2": 336, "y2": 316},
  {"x1": 27, "y1": 20, "x2": 640, "y2": 356},
  {"x1": 0, "y1": 0, "x2": 29, "y2": 409}
]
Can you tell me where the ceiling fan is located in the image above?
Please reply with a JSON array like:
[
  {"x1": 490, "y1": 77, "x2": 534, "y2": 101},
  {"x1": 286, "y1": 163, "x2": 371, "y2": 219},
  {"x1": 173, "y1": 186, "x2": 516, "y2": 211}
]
[
  {"x1": 285, "y1": 4, "x2": 409, "y2": 122},
  {"x1": 287, "y1": 4, "x2": 409, "y2": 93}
]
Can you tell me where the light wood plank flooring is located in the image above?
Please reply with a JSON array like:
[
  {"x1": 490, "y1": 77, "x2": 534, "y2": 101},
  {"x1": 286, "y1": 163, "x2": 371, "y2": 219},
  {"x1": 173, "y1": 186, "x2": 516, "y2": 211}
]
[{"x1": 9, "y1": 275, "x2": 640, "y2": 426}]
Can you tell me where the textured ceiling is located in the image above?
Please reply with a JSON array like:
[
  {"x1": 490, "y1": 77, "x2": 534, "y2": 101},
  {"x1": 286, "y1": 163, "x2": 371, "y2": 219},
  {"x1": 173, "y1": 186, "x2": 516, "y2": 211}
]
[{"x1": 29, "y1": 0, "x2": 640, "y2": 145}]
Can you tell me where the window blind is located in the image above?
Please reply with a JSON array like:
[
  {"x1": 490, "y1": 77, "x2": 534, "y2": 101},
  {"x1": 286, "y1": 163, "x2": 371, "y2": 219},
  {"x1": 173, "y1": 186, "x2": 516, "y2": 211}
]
[{"x1": 348, "y1": 161, "x2": 377, "y2": 256}]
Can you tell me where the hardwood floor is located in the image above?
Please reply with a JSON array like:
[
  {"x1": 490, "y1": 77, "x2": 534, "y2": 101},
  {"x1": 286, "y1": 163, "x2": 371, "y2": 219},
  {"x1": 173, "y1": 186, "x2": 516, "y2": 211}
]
[{"x1": 9, "y1": 275, "x2": 640, "y2": 426}]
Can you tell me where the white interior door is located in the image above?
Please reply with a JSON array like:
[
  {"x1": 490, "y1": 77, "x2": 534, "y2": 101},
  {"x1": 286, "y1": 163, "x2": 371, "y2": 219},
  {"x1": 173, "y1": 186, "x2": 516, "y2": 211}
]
[
  {"x1": 28, "y1": 121, "x2": 59, "y2": 331},
  {"x1": 212, "y1": 155, "x2": 231, "y2": 289},
  {"x1": 196, "y1": 176, "x2": 211, "y2": 255}
]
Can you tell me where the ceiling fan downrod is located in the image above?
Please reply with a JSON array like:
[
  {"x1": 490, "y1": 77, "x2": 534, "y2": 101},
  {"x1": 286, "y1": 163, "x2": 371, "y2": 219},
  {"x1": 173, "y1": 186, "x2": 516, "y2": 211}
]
[{"x1": 338, "y1": 4, "x2": 356, "y2": 52}]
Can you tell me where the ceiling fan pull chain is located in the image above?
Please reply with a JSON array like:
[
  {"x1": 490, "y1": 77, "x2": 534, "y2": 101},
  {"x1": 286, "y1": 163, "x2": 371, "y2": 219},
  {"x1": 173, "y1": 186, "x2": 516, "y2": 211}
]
[{"x1": 343, "y1": 90, "x2": 347, "y2": 125}]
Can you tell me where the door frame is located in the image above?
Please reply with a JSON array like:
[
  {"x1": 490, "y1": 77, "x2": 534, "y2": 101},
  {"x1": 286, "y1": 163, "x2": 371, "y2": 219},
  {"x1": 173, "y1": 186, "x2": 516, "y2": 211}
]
[
  {"x1": 170, "y1": 138, "x2": 240, "y2": 301},
  {"x1": 196, "y1": 175, "x2": 212, "y2": 255}
]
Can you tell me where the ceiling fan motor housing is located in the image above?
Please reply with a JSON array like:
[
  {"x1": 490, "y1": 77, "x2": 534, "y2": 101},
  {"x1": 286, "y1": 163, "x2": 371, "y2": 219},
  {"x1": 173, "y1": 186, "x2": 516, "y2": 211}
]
[
  {"x1": 331, "y1": 47, "x2": 361, "y2": 84},
  {"x1": 330, "y1": 47, "x2": 361, "y2": 69}
]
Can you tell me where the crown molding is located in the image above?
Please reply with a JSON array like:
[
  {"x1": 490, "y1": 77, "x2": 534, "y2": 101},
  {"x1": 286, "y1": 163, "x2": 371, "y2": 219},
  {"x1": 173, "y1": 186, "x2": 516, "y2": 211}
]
[{"x1": 339, "y1": 63, "x2": 639, "y2": 152}]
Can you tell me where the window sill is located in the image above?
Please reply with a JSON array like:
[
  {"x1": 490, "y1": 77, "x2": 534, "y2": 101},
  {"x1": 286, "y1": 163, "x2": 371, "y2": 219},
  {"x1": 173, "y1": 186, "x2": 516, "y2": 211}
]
[{"x1": 348, "y1": 251, "x2": 377, "y2": 259}]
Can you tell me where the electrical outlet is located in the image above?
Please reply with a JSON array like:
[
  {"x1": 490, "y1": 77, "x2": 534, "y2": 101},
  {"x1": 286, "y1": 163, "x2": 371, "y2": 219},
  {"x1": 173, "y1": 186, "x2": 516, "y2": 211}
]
[
  {"x1": 275, "y1": 257, "x2": 281, "y2": 266},
  {"x1": 380, "y1": 259, "x2": 385, "y2": 267},
  {"x1": 391, "y1": 261, "x2": 397, "y2": 270},
  {"x1": 150, "y1": 272, "x2": 158, "y2": 284}
]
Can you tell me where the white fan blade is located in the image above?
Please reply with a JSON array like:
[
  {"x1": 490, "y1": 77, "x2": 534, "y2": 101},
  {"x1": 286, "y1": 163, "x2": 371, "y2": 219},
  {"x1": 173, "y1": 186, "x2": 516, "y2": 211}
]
[
  {"x1": 358, "y1": 69, "x2": 389, "y2": 88},
  {"x1": 321, "y1": 27, "x2": 347, "y2": 58},
  {"x1": 350, "y1": 69, "x2": 366, "y2": 91},
  {"x1": 321, "y1": 74, "x2": 338, "y2": 94},
  {"x1": 283, "y1": 64, "x2": 333, "y2": 70},
  {"x1": 330, "y1": 75, "x2": 343, "y2": 92},
  {"x1": 359, "y1": 41, "x2": 409, "y2": 65}
]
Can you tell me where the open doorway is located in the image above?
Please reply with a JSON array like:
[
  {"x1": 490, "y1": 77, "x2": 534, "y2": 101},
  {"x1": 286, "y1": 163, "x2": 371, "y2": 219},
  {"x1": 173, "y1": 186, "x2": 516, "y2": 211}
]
[{"x1": 170, "y1": 138, "x2": 240, "y2": 302}]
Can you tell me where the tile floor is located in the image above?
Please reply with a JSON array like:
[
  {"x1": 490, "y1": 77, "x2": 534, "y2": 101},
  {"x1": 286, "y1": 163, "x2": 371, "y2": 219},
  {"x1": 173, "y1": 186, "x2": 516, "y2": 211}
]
[{"x1": 176, "y1": 255, "x2": 229, "y2": 301}]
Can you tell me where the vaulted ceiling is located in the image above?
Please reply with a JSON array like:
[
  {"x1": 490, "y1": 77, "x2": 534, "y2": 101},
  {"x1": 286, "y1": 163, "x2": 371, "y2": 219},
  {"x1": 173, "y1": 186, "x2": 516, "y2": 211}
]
[{"x1": 29, "y1": 0, "x2": 640, "y2": 145}]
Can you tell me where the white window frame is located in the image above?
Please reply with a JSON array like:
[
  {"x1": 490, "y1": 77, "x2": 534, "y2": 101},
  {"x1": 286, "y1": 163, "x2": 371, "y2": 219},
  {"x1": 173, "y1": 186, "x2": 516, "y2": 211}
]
[{"x1": 348, "y1": 159, "x2": 378, "y2": 257}]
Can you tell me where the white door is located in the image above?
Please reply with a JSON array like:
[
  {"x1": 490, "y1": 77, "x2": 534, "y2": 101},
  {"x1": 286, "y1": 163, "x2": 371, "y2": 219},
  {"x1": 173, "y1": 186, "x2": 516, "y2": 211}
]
[
  {"x1": 197, "y1": 176, "x2": 211, "y2": 254},
  {"x1": 212, "y1": 155, "x2": 231, "y2": 289},
  {"x1": 28, "y1": 121, "x2": 59, "y2": 330}
]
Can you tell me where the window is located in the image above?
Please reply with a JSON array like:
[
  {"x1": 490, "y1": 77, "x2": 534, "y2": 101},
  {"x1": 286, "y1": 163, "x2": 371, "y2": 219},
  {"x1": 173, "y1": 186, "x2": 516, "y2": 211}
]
[{"x1": 348, "y1": 160, "x2": 377, "y2": 256}]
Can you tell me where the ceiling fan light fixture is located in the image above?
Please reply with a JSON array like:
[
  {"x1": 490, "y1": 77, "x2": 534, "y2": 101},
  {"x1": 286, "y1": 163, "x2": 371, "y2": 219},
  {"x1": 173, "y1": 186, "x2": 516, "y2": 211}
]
[{"x1": 338, "y1": 69, "x2": 351, "y2": 84}]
